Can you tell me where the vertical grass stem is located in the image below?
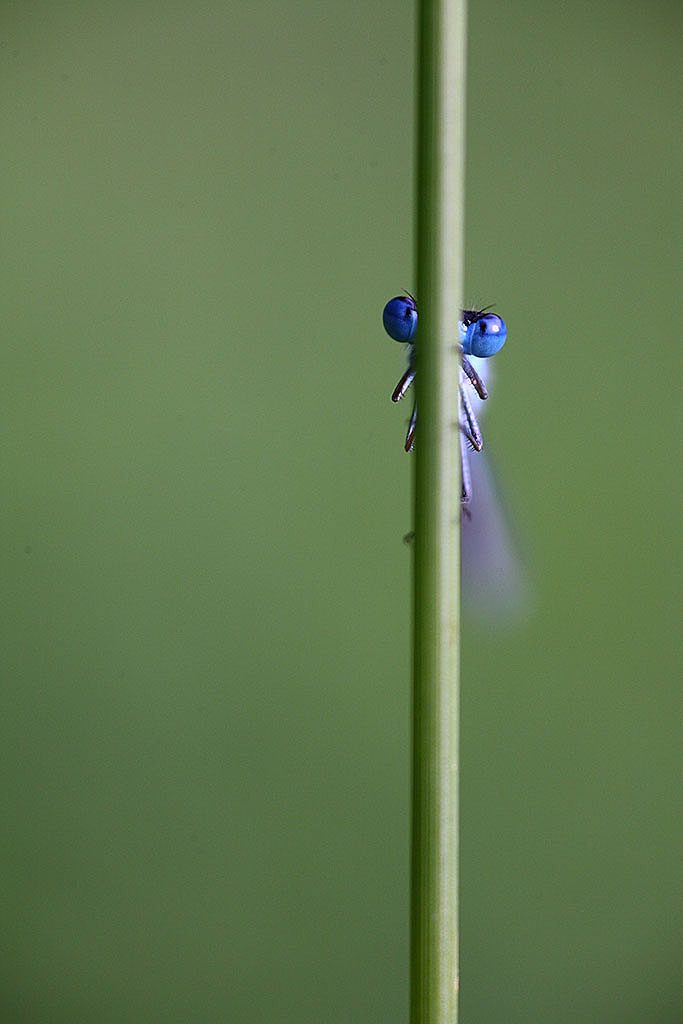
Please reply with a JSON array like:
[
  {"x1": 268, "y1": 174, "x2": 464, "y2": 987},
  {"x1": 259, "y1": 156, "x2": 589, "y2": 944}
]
[{"x1": 411, "y1": 1, "x2": 467, "y2": 1022}]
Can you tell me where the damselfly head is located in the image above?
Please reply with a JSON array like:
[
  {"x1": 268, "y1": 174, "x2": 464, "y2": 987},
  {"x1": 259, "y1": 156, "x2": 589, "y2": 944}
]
[
  {"x1": 461, "y1": 313, "x2": 507, "y2": 358},
  {"x1": 382, "y1": 294, "x2": 418, "y2": 343}
]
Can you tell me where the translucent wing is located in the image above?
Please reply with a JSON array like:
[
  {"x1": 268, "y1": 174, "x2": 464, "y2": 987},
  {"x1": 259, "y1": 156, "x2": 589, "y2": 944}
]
[
  {"x1": 461, "y1": 357, "x2": 531, "y2": 622},
  {"x1": 461, "y1": 449, "x2": 531, "y2": 623}
]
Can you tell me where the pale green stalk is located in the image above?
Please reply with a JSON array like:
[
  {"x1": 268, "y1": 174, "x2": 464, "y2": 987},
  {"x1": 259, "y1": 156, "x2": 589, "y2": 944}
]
[{"x1": 410, "y1": 1, "x2": 467, "y2": 1022}]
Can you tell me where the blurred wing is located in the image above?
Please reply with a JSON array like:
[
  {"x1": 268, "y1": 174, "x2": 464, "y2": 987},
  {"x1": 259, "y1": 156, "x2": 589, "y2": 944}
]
[{"x1": 461, "y1": 449, "x2": 532, "y2": 624}]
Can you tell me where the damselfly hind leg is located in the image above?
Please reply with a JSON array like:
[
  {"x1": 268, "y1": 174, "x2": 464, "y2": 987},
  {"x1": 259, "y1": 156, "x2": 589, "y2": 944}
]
[
  {"x1": 460, "y1": 432, "x2": 472, "y2": 504},
  {"x1": 459, "y1": 383, "x2": 483, "y2": 452},
  {"x1": 405, "y1": 405, "x2": 417, "y2": 452}
]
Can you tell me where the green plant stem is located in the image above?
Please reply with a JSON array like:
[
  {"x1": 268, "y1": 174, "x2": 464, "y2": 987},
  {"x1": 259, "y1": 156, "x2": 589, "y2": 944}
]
[{"x1": 411, "y1": 1, "x2": 467, "y2": 1022}]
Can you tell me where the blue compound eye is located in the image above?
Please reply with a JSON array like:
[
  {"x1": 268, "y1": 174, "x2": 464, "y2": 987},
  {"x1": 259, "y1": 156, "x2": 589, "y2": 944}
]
[
  {"x1": 462, "y1": 313, "x2": 507, "y2": 358},
  {"x1": 383, "y1": 294, "x2": 418, "y2": 343}
]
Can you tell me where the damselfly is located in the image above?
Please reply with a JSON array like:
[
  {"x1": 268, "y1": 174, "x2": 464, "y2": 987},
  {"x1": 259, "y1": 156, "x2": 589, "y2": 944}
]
[
  {"x1": 382, "y1": 294, "x2": 527, "y2": 617},
  {"x1": 382, "y1": 293, "x2": 507, "y2": 504}
]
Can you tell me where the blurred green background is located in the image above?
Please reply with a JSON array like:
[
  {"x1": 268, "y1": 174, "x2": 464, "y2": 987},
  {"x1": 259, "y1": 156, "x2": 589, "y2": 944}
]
[{"x1": 2, "y1": 1, "x2": 681, "y2": 1021}]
